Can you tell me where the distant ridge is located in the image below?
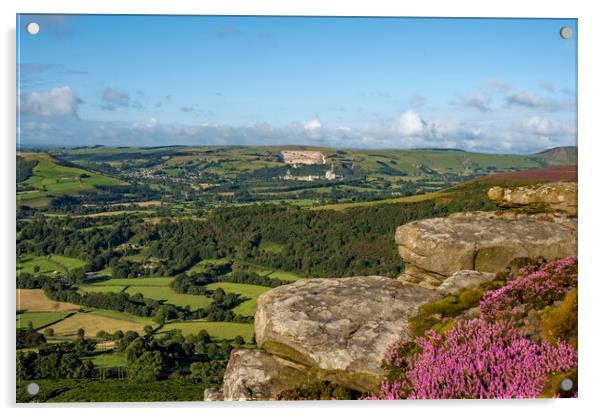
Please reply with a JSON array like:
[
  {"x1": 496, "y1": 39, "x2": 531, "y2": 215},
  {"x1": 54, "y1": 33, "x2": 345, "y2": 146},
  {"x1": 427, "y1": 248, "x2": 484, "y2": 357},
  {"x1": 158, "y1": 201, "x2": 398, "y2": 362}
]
[{"x1": 532, "y1": 146, "x2": 577, "y2": 166}]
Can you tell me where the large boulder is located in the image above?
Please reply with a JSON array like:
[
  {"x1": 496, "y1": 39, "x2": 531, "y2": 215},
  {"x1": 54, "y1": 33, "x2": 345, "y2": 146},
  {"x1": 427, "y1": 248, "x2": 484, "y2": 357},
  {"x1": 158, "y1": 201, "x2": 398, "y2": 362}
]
[
  {"x1": 437, "y1": 270, "x2": 496, "y2": 295},
  {"x1": 221, "y1": 349, "x2": 310, "y2": 401},
  {"x1": 396, "y1": 211, "x2": 577, "y2": 287},
  {"x1": 254, "y1": 276, "x2": 440, "y2": 391},
  {"x1": 488, "y1": 181, "x2": 577, "y2": 215}
]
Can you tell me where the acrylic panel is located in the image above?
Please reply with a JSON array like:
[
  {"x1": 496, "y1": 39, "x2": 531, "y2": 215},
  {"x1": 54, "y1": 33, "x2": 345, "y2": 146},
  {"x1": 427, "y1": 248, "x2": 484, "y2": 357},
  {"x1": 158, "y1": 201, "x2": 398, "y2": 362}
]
[{"x1": 16, "y1": 14, "x2": 577, "y2": 402}]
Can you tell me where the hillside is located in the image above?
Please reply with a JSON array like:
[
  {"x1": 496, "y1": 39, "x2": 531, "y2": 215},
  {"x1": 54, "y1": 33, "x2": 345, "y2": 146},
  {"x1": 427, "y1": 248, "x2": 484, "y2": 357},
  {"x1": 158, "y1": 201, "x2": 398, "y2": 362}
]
[
  {"x1": 16, "y1": 152, "x2": 127, "y2": 208},
  {"x1": 534, "y1": 146, "x2": 577, "y2": 166},
  {"x1": 313, "y1": 164, "x2": 577, "y2": 211},
  {"x1": 47, "y1": 145, "x2": 576, "y2": 210}
]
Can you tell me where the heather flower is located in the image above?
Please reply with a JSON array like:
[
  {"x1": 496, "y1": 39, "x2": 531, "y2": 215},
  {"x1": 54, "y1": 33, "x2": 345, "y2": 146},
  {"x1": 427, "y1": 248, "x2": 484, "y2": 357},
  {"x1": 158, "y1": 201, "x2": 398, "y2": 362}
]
[
  {"x1": 368, "y1": 319, "x2": 576, "y2": 400},
  {"x1": 480, "y1": 256, "x2": 577, "y2": 321}
]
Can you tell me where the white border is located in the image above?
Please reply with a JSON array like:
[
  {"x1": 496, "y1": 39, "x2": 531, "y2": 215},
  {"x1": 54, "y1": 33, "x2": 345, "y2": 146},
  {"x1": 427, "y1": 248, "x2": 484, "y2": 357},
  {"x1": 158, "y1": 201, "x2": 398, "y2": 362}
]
[{"x1": 2, "y1": 1, "x2": 601, "y2": 415}]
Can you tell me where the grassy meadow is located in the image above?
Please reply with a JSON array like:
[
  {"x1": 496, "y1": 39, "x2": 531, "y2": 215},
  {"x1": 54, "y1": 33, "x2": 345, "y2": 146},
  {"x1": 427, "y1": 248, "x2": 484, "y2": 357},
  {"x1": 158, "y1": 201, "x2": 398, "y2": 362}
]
[
  {"x1": 17, "y1": 254, "x2": 86, "y2": 275},
  {"x1": 46, "y1": 311, "x2": 153, "y2": 337},
  {"x1": 17, "y1": 311, "x2": 73, "y2": 330},
  {"x1": 161, "y1": 320, "x2": 255, "y2": 342},
  {"x1": 205, "y1": 282, "x2": 270, "y2": 316}
]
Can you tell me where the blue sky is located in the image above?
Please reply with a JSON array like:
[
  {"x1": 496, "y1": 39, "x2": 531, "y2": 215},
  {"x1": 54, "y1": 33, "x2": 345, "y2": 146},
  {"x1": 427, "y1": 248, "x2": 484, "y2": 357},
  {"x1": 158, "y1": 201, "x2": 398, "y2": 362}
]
[{"x1": 17, "y1": 15, "x2": 577, "y2": 152}]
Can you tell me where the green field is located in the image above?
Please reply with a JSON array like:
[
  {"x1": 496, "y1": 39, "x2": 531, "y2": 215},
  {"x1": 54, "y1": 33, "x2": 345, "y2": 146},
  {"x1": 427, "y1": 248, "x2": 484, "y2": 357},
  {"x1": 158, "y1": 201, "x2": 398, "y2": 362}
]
[
  {"x1": 161, "y1": 321, "x2": 255, "y2": 342},
  {"x1": 80, "y1": 276, "x2": 212, "y2": 309},
  {"x1": 16, "y1": 311, "x2": 71, "y2": 330},
  {"x1": 17, "y1": 254, "x2": 86, "y2": 274},
  {"x1": 89, "y1": 352, "x2": 127, "y2": 368},
  {"x1": 205, "y1": 282, "x2": 270, "y2": 316},
  {"x1": 90, "y1": 277, "x2": 173, "y2": 286},
  {"x1": 77, "y1": 285, "x2": 126, "y2": 294},
  {"x1": 124, "y1": 286, "x2": 212, "y2": 309}
]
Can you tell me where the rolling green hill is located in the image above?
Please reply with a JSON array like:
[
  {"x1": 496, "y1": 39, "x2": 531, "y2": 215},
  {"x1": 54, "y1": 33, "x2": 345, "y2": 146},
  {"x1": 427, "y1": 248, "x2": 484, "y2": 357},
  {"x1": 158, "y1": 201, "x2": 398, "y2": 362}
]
[
  {"x1": 17, "y1": 152, "x2": 125, "y2": 208},
  {"x1": 47, "y1": 145, "x2": 576, "y2": 209}
]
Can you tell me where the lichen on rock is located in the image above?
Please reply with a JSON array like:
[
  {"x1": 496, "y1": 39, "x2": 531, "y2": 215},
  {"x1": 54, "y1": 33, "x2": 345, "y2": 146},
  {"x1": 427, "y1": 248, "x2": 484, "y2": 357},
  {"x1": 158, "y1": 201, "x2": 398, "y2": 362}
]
[
  {"x1": 487, "y1": 181, "x2": 577, "y2": 215},
  {"x1": 220, "y1": 349, "x2": 310, "y2": 401},
  {"x1": 254, "y1": 276, "x2": 440, "y2": 391},
  {"x1": 396, "y1": 211, "x2": 576, "y2": 288}
]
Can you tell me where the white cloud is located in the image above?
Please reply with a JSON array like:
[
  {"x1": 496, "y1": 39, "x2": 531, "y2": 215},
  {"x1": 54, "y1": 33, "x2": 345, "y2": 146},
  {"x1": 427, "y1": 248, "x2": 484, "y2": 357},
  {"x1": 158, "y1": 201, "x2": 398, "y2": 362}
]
[
  {"x1": 20, "y1": 86, "x2": 79, "y2": 118},
  {"x1": 18, "y1": 115, "x2": 576, "y2": 154},
  {"x1": 522, "y1": 116, "x2": 574, "y2": 137},
  {"x1": 303, "y1": 118, "x2": 322, "y2": 131},
  {"x1": 393, "y1": 110, "x2": 426, "y2": 136},
  {"x1": 459, "y1": 93, "x2": 492, "y2": 112}
]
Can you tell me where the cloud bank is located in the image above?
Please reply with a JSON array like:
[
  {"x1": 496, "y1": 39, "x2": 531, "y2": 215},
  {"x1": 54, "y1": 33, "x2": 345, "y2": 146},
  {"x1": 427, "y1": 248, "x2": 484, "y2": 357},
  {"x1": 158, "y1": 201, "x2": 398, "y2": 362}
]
[
  {"x1": 19, "y1": 109, "x2": 576, "y2": 154},
  {"x1": 20, "y1": 86, "x2": 80, "y2": 118}
]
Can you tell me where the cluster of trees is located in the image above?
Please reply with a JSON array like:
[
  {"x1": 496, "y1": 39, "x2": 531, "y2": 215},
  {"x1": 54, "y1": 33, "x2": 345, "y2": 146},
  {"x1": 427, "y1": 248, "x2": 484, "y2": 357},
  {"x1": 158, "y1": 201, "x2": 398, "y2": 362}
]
[
  {"x1": 17, "y1": 340, "x2": 95, "y2": 381},
  {"x1": 16, "y1": 327, "x2": 242, "y2": 388},
  {"x1": 123, "y1": 329, "x2": 236, "y2": 383},
  {"x1": 16, "y1": 325, "x2": 47, "y2": 349},
  {"x1": 16, "y1": 156, "x2": 38, "y2": 184},
  {"x1": 221, "y1": 270, "x2": 287, "y2": 288},
  {"x1": 17, "y1": 215, "x2": 134, "y2": 272}
]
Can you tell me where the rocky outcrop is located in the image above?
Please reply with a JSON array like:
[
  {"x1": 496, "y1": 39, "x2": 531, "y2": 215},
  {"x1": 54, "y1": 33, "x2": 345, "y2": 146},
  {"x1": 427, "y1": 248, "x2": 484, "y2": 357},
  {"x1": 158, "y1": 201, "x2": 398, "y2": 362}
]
[
  {"x1": 396, "y1": 211, "x2": 577, "y2": 288},
  {"x1": 214, "y1": 181, "x2": 578, "y2": 400},
  {"x1": 254, "y1": 276, "x2": 440, "y2": 392},
  {"x1": 437, "y1": 270, "x2": 496, "y2": 295},
  {"x1": 221, "y1": 349, "x2": 311, "y2": 401},
  {"x1": 487, "y1": 181, "x2": 577, "y2": 215}
]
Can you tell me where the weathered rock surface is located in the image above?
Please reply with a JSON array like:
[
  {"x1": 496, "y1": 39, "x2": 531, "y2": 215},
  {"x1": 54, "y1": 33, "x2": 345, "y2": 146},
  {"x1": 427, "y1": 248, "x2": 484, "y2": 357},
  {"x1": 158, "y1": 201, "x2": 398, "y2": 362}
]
[
  {"x1": 203, "y1": 388, "x2": 223, "y2": 401},
  {"x1": 436, "y1": 270, "x2": 496, "y2": 295},
  {"x1": 396, "y1": 211, "x2": 577, "y2": 287},
  {"x1": 254, "y1": 276, "x2": 440, "y2": 391},
  {"x1": 488, "y1": 181, "x2": 577, "y2": 215},
  {"x1": 221, "y1": 349, "x2": 311, "y2": 401}
]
